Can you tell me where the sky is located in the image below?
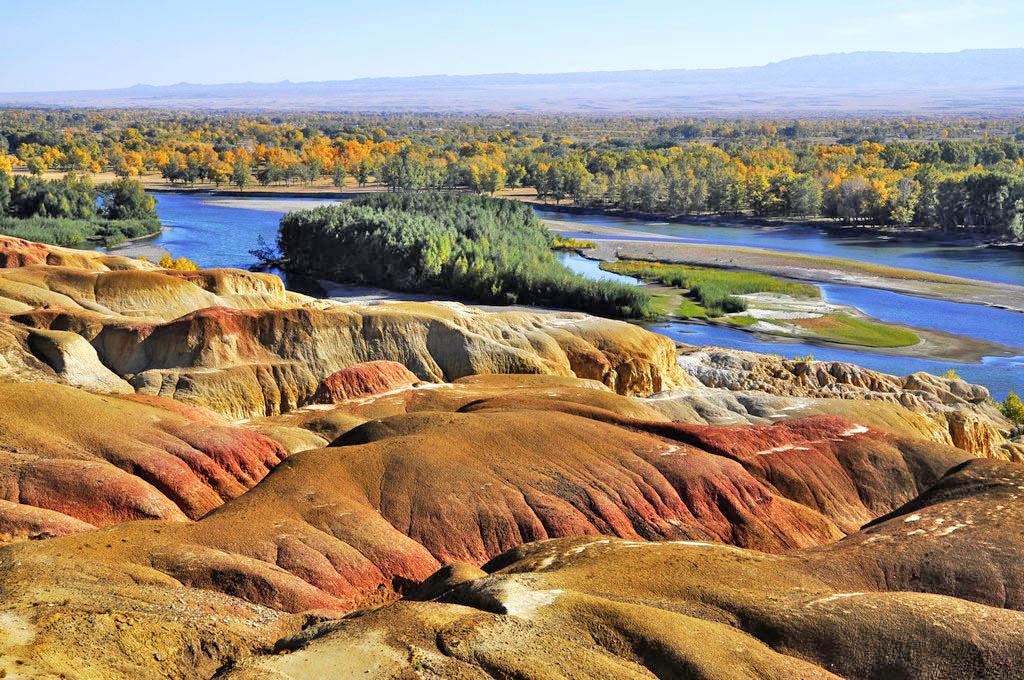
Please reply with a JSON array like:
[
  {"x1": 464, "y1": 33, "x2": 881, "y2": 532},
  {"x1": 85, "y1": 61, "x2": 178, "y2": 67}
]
[{"x1": 1, "y1": 0, "x2": 1022, "y2": 92}]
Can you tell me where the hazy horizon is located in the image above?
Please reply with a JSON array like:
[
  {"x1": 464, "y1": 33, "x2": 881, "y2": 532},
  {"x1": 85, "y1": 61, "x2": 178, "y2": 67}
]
[
  {"x1": 1, "y1": 48, "x2": 1019, "y2": 95},
  {"x1": 2, "y1": 0, "x2": 1022, "y2": 92}
]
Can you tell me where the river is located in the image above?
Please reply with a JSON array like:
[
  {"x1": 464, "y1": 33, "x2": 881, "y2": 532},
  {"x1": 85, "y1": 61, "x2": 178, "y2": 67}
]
[
  {"x1": 140, "y1": 192, "x2": 1023, "y2": 399},
  {"x1": 539, "y1": 208, "x2": 1024, "y2": 286}
]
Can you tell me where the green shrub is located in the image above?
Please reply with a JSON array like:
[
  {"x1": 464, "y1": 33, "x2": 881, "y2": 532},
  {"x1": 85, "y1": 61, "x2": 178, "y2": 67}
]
[{"x1": 550, "y1": 235, "x2": 596, "y2": 250}]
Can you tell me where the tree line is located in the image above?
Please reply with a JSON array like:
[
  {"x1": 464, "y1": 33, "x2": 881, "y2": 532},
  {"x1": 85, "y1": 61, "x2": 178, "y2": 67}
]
[{"x1": 2, "y1": 110, "x2": 1024, "y2": 239}]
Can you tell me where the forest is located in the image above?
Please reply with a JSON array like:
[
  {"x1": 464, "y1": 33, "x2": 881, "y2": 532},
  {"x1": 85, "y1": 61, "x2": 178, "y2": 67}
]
[
  {"x1": 275, "y1": 193, "x2": 653, "y2": 318},
  {"x1": 2, "y1": 109, "x2": 1024, "y2": 239},
  {"x1": 0, "y1": 171, "x2": 161, "y2": 247}
]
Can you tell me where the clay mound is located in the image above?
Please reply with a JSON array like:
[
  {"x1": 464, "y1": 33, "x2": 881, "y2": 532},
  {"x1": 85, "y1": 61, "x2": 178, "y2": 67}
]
[
  {"x1": 0, "y1": 382, "x2": 289, "y2": 528},
  {"x1": 800, "y1": 457, "x2": 1024, "y2": 609},
  {"x1": 8, "y1": 296, "x2": 688, "y2": 418},
  {"x1": 228, "y1": 460, "x2": 1024, "y2": 679},
  {"x1": 313, "y1": 360, "x2": 419, "y2": 403},
  {"x1": 0, "y1": 265, "x2": 306, "y2": 322}
]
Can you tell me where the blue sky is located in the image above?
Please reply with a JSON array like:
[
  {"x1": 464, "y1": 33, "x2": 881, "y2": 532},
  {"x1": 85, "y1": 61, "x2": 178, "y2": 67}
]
[{"x1": 1, "y1": 0, "x2": 1021, "y2": 91}]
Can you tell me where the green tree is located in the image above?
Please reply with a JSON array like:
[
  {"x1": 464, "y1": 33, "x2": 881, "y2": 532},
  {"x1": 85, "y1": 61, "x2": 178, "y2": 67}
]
[
  {"x1": 299, "y1": 158, "x2": 323, "y2": 185},
  {"x1": 355, "y1": 158, "x2": 374, "y2": 186},
  {"x1": 332, "y1": 164, "x2": 348, "y2": 191},
  {"x1": 0, "y1": 170, "x2": 9, "y2": 216},
  {"x1": 785, "y1": 174, "x2": 823, "y2": 216},
  {"x1": 232, "y1": 160, "x2": 252, "y2": 191},
  {"x1": 99, "y1": 178, "x2": 156, "y2": 220},
  {"x1": 26, "y1": 157, "x2": 46, "y2": 177}
]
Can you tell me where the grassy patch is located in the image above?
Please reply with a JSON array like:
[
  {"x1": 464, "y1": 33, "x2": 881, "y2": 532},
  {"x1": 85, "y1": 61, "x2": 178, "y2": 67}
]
[
  {"x1": 603, "y1": 259, "x2": 818, "y2": 317},
  {"x1": 790, "y1": 314, "x2": 919, "y2": 347},
  {"x1": 724, "y1": 315, "x2": 759, "y2": 327},
  {"x1": 550, "y1": 235, "x2": 596, "y2": 250},
  {"x1": 0, "y1": 216, "x2": 161, "y2": 248},
  {"x1": 677, "y1": 299, "x2": 710, "y2": 318}
]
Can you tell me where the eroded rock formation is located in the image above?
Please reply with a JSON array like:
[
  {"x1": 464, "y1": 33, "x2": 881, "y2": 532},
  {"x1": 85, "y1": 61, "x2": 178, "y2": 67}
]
[{"x1": 0, "y1": 237, "x2": 1020, "y2": 678}]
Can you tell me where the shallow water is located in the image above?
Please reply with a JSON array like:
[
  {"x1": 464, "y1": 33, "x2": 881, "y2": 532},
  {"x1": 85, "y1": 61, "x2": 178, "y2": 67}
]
[{"x1": 143, "y1": 193, "x2": 1023, "y2": 399}]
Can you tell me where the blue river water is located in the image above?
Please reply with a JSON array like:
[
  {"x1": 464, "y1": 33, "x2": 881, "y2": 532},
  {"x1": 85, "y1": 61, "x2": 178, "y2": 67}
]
[
  {"x1": 139, "y1": 192, "x2": 1023, "y2": 399},
  {"x1": 553, "y1": 252, "x2": 1023, "y2": 400}
]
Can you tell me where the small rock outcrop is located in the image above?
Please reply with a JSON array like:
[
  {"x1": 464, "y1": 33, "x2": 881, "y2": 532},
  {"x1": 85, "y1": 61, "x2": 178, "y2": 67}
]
[
  {"x1": 678, "y1": 346, "x2": 1016, "y2": 457},
  {"x1": 313, "y1": 360, "x2": 420, "y2": 402}
]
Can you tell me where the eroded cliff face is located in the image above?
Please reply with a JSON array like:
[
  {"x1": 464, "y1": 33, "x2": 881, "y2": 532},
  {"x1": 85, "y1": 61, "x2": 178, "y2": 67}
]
[{"x1": 0, "y1": 237, "x2": 1022, "y2": 678}]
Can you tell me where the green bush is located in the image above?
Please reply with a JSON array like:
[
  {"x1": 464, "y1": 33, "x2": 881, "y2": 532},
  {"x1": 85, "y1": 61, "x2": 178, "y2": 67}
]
[{"x1": 276, "y1": 192, "x2": 653, "y2": 318}]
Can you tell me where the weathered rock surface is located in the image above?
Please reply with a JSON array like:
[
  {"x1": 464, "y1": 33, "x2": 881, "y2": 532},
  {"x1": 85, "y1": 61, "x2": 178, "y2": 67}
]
[
  {"x1": 0, "y1": 237, "x2": 1020, "y2": 677},
  {"x1": 313, "y1": 359, "x2": 419, "y2": 402},
  {"x1": 0, "y1": 386, "x2": 968, "y2": 623},
  {"x1": 0, "y1": 235, "x2": 155, "y2": 272},
  {"x1": 0, "y1": 254, "x2": 689, "y2": 417},
  {"x1": 678, "y1": 346, "x2": 1017, "y2": 457}
]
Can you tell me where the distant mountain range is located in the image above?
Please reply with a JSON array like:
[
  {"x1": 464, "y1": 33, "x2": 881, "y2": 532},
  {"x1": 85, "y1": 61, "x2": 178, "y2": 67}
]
[{"x1": 3, "y1": 49, "x2": 1023, "y2": 114}]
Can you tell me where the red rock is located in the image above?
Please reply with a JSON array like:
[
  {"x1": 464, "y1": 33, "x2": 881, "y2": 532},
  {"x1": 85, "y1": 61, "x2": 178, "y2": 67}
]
[{"x1": 313, "y1": 361, "x2": 419, "y2": 403}]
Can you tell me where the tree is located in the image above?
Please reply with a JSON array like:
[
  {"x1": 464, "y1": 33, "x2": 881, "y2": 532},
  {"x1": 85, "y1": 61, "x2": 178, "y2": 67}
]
[
  {"x1": 232, "y1": 160, "x2": 252, "y2": 191},
  {"x1": 785, "y1": 174, "x2": 823, "y2": 216},
  {"x1": 299, "y1": 157, "x2": 323, "y2": 185},
  {"x1": 355, "y1": 158, "x2": 374, "y2": 186},
  {"x1": 208, "y1": 161, "x2": 232, "y2": 187},
  {"x1": 99, "y1": 178, "x2": 156, "y2": 220},
  {"x1": 1008, "y1": 200, "x2": 1024, "y2": 241},
  {"x1": 0, "y1": 170, "x2": 9, "y2": 216},
  {"x1": 1001, "y1": 392, "x2": 1024, "y2": 425},
  {"x1": 26, "y1": 157, "x2": 46, "y2": 177},
  {"x1": 332, "y1": 164, "x2": 348, "y2": 191}
]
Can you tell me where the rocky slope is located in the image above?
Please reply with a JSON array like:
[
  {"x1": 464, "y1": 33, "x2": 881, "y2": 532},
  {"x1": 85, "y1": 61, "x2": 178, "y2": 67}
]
[
  {"x1": 227, "y1": 459, "x2": 1024, "y2": 679},
  {"x1": 0, "y1": 236, "x2": 1021, "y2": 678}
]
